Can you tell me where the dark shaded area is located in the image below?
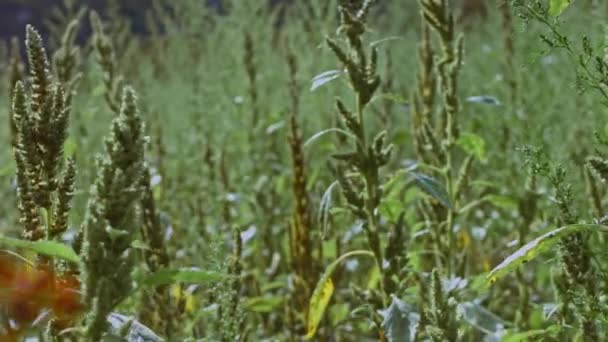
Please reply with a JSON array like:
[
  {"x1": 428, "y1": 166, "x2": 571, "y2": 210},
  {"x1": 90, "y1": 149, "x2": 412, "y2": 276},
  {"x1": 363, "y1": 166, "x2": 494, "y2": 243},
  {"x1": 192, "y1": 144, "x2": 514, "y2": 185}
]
[
  {"x1": 1, "y1": 0, "x2": 98, "y2": 40},
  {"x1": 0, "y1": 0, "x2": 231, "y2": 41}
]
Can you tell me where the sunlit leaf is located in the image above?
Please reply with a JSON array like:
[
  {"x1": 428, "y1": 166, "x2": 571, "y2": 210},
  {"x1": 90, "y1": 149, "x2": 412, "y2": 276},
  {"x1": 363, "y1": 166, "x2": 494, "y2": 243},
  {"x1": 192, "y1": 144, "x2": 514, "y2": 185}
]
[
  {"x1": 409, "y1": 172, "x2": 454, "y2": 209},
  {"x1": 310, "y1": 69, "x2": 342, "y2": 91},
  {"x1": 487, "y1": 224, "x2": 608, "y2": 285},
  {"x1": 63, "y1": 137, "x2": 77, "y2": 159},
  {"x1": 306, "y1": 250, "x2": 375, "y2": 339},
  {"x1": 549, "y1": 0, "x2": 572, "y2": 16},
  {"x1": 0, "y1": 235, "x2": 79, "y2": 263},
  {"x1": 457, "y1": 132, "x2": 486, "y2": 161}
]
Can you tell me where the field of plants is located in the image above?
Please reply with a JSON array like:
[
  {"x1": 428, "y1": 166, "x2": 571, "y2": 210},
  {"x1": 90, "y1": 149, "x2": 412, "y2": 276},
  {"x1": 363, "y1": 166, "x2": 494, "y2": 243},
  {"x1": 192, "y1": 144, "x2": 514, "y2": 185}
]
[{"x1": 1, "y1": 0, "x2": 608, "y2": 340}]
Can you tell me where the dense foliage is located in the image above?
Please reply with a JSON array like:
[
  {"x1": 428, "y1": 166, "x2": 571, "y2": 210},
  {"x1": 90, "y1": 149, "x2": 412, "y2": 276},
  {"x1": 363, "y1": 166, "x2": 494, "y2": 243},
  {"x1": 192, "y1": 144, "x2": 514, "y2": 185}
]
[{"x1": 1, "y1": 0, "x2": 608, "y2": 340}]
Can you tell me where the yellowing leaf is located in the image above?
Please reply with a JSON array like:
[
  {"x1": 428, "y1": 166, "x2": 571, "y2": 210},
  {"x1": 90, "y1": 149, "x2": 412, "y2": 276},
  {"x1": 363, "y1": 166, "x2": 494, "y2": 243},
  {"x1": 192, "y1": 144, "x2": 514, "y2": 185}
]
[
  {"x1": 306, "y1": 250, "x2": 375, "y2": 339},
  {"x1": 549, "y1": 0, "x2": 572, "y2": 16},
  {"x1": 458, "y1": 230, "x2": 471, "y2": 249},
  {"x1": 306, "y1": 278, "x2": 334, "y2": 339},
  {"x1": 486, "y1": 224, "x2": 608, "y2": 285}
]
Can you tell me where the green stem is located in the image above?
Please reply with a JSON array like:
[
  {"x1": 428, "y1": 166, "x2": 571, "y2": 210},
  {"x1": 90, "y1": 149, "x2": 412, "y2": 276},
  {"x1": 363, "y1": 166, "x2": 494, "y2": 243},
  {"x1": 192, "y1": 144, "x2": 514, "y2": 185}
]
[{"x1": 356, "y1": 92, "x2": 387, "y2": 306}]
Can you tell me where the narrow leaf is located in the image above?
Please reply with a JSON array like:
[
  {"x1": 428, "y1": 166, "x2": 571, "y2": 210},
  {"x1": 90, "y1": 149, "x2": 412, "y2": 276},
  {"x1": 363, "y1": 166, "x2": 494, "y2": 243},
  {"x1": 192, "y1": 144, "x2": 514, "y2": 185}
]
[
  {"x1": 486, "y1": 194, "x2": 518, "y2": 210},
  {"x1": 487, "y1": 224, "x2": 608, "y2": 285},
  {"x1": 310, "y1": 69, "x2": 341, "y2": 91},
  {"x1": 304, "y1": 128, "x2": 357, "y2": 148},
  {"x1": 245, "y1": 296, "x2": 284, "y2": 313},
  {"x1": 0, "y1": 235, "x2": 79, "y2": 263},
  {"x1": 465, "y1": 95, "x2": 502, "y2": 106},
  {"x1": 318, "y1": 180, "x2": 339, "y2": 238}
]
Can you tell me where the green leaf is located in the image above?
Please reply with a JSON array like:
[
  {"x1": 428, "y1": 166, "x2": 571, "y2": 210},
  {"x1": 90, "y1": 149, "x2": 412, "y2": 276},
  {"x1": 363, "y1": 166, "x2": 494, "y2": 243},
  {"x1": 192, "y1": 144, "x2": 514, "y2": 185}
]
[
  {"x1": 487, "y1": 224, "x2": 608, "y2": 285},
  {"x1": 501, "y1": 329, "x2": 549, "y2": 342},
  {"x1": 0, "y1": 235, "x2": 79, "y2": 263},
  {"x1": 409, "y1": 172, "x2": 454, "y2": 209},
  {"x1": 306, "y1": 250, "x2": 375, "y2": 339},
  {"x1": 380, "y1": 296, "x2": 418, "y2": 342},
  {"x1": 245, "y1": 296, "x2": 284, "y2": 313},
  {"x1": 457, "y1": 132, "x2": 486, "y2": 161},
  {"x1": 131, "y1": 240, "x2": 151, "y2": 250},
  {"x1": 549, "y1": 0, "x2": 572, "y2": 16},
  {"x1": 139, "y1": 268, "x2": 225, "y2": 287},
  {"x1": 63, "y1": 137, "x2": 77, "y2": 159},
  {"x1": 501, "y1": 325, "x2": 563, "y2": 342},
  {"x1": 0, "y1": 164, "x2": 16, "y2": 178},
  {"x1": 310, "y1": 69, "x2": 342, "y2": 91},
  {"x1": 371, "y1": 92, "x2": 409, "y2": 105},
  {"x1": 486, "y1": 194, "x2": 518, "y2": 210},
  {"x1": 379, "y1": 198, "x2": 404, "y2": 223}
]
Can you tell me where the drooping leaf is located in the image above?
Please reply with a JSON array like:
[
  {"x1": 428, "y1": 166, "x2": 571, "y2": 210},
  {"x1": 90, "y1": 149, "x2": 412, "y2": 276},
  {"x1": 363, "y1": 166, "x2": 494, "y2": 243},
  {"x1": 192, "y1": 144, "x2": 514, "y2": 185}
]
[
  {"x1": 318, "y1": 180, "x2": 339, "y2": 238},
  {"x1": 0, "y1": 235, "x2": 79, "y2": 263},
  {"x1": 486, "y1": 224, "x2": 608, "y2": 285},
  {"x1": 306, "y1": 250, "x2": 375, "y2": 339},
  {"x1": 379, "y1": 296, "x2": 418, "y2": 342},
  {"x1": 310, "y1": 69, "x2": 342, "y2": 91},
  {"x1": 304, "y1": 128, "x2": 357, "y2": 148},
  {"x1": 369, "y1": 36, "x2": 404, "y2": 47},
  {"x1": 456, "y1": 301, "x2": 506, "y2": 334},
  {"x1": 409, "y1": 172, "x2": 453, "y2": 209},
  {"x1": 139, "y1": 268, "x2": 225, "y2": 287},
  {"x1": 549, "y1": 0, "x2": 572, "y2": 16},
  {"x1": 457, "y1": 132, "x2": 486, "y2": 161}
]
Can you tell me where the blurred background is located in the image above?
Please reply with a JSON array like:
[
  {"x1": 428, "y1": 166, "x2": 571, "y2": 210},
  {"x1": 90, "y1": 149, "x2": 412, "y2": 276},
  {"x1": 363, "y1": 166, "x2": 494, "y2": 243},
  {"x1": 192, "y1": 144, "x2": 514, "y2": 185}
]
[{"x1": 0, "y1": 0, "x2": 488, "y2": 40}]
